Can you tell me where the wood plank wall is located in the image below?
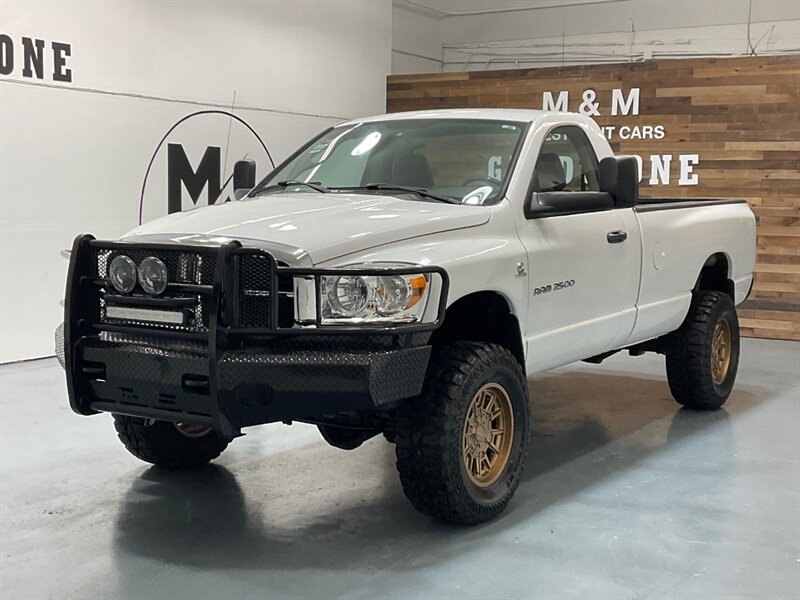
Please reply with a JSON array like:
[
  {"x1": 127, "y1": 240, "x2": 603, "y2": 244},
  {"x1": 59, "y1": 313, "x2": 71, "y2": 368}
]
[{"x1": 387, "y1": 55, "x2": 800, "y2": 341}]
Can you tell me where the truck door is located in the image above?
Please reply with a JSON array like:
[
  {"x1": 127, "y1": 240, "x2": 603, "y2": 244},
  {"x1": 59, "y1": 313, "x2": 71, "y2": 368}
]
[{"x1": 517, "y1": 126, "x2": 641, "y2": 373}]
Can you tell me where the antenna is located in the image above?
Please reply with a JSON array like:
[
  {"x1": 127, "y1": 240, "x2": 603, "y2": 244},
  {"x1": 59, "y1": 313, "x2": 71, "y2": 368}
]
[{"x1": 221, "y1": 90, "x2": 237, "y2": 190}]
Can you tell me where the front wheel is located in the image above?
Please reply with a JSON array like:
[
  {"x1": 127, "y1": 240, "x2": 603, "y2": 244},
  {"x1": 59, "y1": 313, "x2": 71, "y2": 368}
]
[
  {"x1": 394, "y1": 342, "x2": 530, "y2": 525},
  {"x1": 666, "y1": 291, "x2": 740, "y2": 410},
  {"x1": 113, "y1": 416, "x2": 230, "y2": 468}
]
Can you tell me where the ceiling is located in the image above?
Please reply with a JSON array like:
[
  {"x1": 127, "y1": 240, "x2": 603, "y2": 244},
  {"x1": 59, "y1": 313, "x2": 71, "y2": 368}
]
[{"x1": 395, "y1": 0, "x2": 622, "y2": 17}]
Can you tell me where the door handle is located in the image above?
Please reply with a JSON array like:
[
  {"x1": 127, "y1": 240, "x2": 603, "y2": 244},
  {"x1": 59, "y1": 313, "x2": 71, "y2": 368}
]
[{"x1": 607, "y1": 230, "x2": 628, "y2": 244}]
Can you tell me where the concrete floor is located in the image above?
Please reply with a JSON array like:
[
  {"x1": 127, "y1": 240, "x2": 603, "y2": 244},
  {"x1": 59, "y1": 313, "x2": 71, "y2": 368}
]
[{"x1": 1, "y1": 338, "x2": 798, "y2": 600}]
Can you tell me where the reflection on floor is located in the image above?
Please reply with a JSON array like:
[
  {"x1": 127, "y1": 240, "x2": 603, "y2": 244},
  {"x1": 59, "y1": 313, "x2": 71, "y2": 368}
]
[{"x1": 1, "y1": 338, "x2": 798, "y2": 599}]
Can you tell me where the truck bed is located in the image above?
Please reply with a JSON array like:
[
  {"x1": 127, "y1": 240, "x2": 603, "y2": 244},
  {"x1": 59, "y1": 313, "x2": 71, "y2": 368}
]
[{"x1": 628, "y1": 198, "x2": 755, "y2": 345}]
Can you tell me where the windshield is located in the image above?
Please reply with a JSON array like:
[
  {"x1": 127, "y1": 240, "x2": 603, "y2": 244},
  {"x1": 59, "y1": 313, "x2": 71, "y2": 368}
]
[{"x1": 253, "y1": 118, "x2": 526, "y2": 205}]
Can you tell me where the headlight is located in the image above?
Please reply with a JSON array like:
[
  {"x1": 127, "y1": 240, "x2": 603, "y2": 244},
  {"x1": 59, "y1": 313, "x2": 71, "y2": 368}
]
[
  {"x1": 138, "y1": 256, "x2": 168, "y2": 296},
  {"x1": 109, "y1": 255, "x2": 137, "y2": 293},
  {"x1": 325, "y1": 275, "x2": 372, "y2": 317},
  {"x1": 375, "y1": 275, "x2": 427, "y2": 315},
  {"x1": 320, "y1": 269, "x2": 430, "y2": 324}
]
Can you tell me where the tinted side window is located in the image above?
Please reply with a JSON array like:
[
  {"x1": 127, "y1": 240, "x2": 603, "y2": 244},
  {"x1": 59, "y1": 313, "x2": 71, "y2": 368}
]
[{"x1": 532, "y1": 126, "x2": 600, "y2": 193}]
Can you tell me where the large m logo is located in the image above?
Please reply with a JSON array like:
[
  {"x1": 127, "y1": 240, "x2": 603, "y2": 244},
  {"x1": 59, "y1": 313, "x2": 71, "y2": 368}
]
[{"x1": 167, "y1": 143, "x2": 224, "y2": 214}]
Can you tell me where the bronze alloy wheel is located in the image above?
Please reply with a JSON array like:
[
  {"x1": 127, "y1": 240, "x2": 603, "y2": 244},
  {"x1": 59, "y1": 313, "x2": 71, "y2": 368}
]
[
  {"x1": 174, "y1": 422, "x2": 213, "y2": 438},
  {"x1": 394, "y1": 342, "x2": 530, "y2": 523},
  {"x1": 710, "y1": 318, "x2": 732, "y2": 385},
  {"x1": 665, "y1": 291, "x2": 739, "y2": 411},
  {"x1": 462, "y1": 383, "x2": 515, "y2": 487}
]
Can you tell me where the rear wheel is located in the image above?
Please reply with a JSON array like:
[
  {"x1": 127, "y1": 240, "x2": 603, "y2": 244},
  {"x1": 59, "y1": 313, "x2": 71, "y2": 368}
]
[
  {"x1": 113, "y1": 415, "x2": 230, "y2": 468},
  {"x1": 666, "y1": 291, "x2": 740, "y2": 410},
  {"x1": 395, "y1": 342, "x2": 530, "y2": 525}
]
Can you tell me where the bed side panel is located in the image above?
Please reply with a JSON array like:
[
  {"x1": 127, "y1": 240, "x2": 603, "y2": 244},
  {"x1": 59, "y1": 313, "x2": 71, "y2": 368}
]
[{"x1": 627, "y1": 201, "x2": 756, "y2": 345}]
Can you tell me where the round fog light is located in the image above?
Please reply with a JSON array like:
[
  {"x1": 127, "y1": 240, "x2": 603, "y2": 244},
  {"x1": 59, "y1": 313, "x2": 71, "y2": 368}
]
[
  {"x1": 138, "y1": 257, "x2": 168, "y2": 296},
  {"x1": 109, "y1": 255, "x2": 137, "y2": 293}
]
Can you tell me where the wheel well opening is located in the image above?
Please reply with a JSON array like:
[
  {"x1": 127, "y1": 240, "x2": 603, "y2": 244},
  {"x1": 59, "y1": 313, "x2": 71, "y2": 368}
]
[
  {"x1": 430, "y1": 292, "x2": 525, "y2": 370},
  {"x1": 697, "y1": 253, "x2": 734, "y2": 299}
]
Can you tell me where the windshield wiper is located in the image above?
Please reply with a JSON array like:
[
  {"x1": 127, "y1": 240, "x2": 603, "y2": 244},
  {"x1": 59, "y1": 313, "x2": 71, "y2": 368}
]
[
  {"x1": 251, "y1": 180, "x2": 330, "y2": 196},
  {"x1": 333, "y1": 184, "x2": 460, "y2": 204}
]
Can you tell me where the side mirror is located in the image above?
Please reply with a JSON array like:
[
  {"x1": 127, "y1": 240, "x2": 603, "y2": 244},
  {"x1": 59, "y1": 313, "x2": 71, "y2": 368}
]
[
  {"x1": 599, "y1": 156, "x2": 639, "y2": 208},
  {"x1": 233, "y1": 159, "x2": 256, "y2": 200},
  {"x1": 532, "y1": 191, "x2": 614, "y2": 216}
]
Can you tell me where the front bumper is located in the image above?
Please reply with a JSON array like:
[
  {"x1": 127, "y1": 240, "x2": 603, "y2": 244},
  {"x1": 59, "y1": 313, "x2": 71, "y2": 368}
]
[
  {"x1": 74, "y1": 337, "x2": 430, "y2": 433},
  {"x1": 63, "y1": 236, "x2": 447, "y2": 437}
]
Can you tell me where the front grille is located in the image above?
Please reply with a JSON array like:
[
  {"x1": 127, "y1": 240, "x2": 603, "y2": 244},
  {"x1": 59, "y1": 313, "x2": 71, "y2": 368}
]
[
  {"x1": 237, "y1": 253, "x2": 274, "y2": 328},
  {"x1": 234, "y1": 257, "x2": 295, "y2": 329},
  {"x1": 66, "y1": 237, "x2": 449, "y2": 373}
]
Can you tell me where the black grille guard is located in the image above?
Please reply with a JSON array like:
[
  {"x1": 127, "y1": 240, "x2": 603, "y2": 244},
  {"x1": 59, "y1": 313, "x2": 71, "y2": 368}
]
[{"x1": 63, "y1": 234, "x2": 449, "y2": 435}]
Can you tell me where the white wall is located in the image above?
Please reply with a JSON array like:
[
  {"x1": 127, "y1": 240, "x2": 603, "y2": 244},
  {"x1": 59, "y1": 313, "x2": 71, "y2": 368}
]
[
  {"x1": 441, "y1": 0, "x2": 800, "y2": 69},
  {"x1": 0, "y1": 0, "x2": 391, "y2": 363},
  {"x1": 391, "y1": 0, "x2": 800, "y2": 73},
  {"x1": 391, "y1": 3, "x2": 443, "y2": 74}
]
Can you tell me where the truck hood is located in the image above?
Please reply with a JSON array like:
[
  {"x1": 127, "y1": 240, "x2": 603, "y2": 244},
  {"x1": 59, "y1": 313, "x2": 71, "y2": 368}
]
[{"x1": 124, "y1": 192, "x2": 491, "y2": 264}]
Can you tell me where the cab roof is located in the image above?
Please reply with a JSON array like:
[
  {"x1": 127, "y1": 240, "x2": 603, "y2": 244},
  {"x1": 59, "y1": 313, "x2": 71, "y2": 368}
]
[
  {"x1": 338, "y1": 108, "x2": 596, "y2": 131},
  {"x1": 341, "y1": 108, "x2": 559, "y2": 125}
]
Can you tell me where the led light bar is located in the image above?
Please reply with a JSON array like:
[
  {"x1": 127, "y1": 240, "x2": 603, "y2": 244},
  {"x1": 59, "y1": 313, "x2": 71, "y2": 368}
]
[{"x1": 105, "y1": 306, "x2": 184, "y2": 325}]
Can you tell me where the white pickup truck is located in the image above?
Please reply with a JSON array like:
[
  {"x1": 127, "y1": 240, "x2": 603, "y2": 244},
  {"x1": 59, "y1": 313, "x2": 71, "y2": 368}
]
[{"x1": 59, "y1": 109, "x2": 756, "y2": 524}]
